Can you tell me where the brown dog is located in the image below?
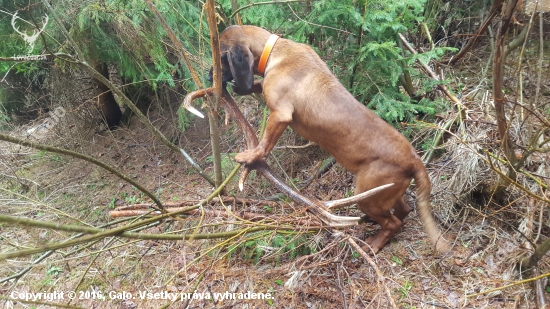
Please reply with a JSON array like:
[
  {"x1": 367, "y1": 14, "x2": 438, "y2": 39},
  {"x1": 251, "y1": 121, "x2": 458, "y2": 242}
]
[{"x1": 215, "y1": 25, "x2": 448, "y2": 253}]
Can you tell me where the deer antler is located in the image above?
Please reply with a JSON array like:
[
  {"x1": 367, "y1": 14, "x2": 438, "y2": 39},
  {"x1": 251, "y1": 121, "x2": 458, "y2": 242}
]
[
  {"x1": 182, "y1": 88, "x2": 207, "y2": 118},
  {"x1": 183, "y1": 88, "x2": 392, "y2": 227},
  {"x1": 324, "y1": 183, "x2": 394, "y2": 209}
]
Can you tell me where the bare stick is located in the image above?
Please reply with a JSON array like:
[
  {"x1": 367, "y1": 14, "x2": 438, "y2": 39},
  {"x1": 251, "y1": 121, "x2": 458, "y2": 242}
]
[
  {"x1": 0, "y1": 217, "x2": 136, "y2": 284},
  {"x1": 230, "y1": 0, "x2": 310, "y2": 19},
  {"x1": 491, "y1": 0, "x2": 519, "y2": 195},
  {"x1": 346, "y1": 237, "x2": 398, "y2": 309},
  {"x1": 467, "y1": 270, "x2": 550, "y2": 298},
  {"x1": 144, "y1": 0, "x2": 203, "y2": 88},
  {"x1": 206, "y1": 0, "x2": 224, "y2": 188}
]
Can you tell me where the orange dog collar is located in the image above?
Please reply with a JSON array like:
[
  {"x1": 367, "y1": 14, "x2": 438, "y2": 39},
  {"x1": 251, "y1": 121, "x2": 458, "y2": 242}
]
[{"x1": 257, "y1": 34, "x2": 279, "y2": 76}]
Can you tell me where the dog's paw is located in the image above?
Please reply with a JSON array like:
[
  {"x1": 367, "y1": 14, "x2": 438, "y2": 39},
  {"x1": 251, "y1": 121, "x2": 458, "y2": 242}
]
[{"x1": 234, "y1": 149, "x2": 265, "y2": 165}]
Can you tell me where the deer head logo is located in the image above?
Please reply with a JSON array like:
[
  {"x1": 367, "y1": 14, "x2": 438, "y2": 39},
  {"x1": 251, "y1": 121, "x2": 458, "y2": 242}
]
[{"x1": 11, "y1": 11, "x2": 49, "y2": 53}]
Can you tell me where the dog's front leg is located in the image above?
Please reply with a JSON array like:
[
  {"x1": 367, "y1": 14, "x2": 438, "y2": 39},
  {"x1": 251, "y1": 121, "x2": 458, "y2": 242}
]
[{"x1": 234, "y1": 109, "x2": 291, "y2": 165}]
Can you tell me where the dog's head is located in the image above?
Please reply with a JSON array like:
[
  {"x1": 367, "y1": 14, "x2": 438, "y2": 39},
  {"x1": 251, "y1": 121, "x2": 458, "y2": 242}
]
[{"x1": 207, "y1": 26, "x2": 255, "y2": 95}]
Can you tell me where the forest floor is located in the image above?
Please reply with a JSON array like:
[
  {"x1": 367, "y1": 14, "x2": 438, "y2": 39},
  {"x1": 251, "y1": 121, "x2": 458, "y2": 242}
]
[{"x1": 1, "y1": 51, "x2": 550, "y2": 308}]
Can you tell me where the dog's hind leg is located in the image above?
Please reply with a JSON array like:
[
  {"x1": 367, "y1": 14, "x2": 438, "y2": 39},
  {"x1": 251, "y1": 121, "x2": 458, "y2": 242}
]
[
  {"x1": 393, "y1": 197, "x2": 412, "y2": 221},
  {"x1": 358, "y1": 200, "x2": 403, "y2": 253},
  {"x1": 355, "y1": 172, "x2": 411, "y2": 253}
]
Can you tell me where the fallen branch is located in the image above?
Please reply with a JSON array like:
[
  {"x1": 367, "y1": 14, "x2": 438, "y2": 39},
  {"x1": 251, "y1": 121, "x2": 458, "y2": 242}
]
[
  {"x1": 0, "y1": 213, "x2": 319, "y2": 245},
  {"x1": 0, "y1": 217, "x2": 137, "y2": 284},
  {"x1": 109, "y1": 207, "x2": 322, "y2": 226},
  {"x1": 112, "y1": 196, "x2": 280, "y2": 211},
  {"x1": 0, "y1": 163, "x2": 241, "y2": 261},
  {"x1": 0, "y1": 132, "x2": 165, "y2": 212}
]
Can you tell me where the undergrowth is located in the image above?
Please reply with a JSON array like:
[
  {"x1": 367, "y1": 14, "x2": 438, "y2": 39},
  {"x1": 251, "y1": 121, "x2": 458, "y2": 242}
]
[{"x1": 227, "y1": 232, "x2": 317, "y2": 265}]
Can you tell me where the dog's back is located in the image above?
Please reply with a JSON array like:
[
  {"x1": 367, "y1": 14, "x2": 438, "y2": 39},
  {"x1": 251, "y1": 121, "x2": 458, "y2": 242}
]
[{"x1": 263, "y1": 38, "x2": 419, "y2": 177}]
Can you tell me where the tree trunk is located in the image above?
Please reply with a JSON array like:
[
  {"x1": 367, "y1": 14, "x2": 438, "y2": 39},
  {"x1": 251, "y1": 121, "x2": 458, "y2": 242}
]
[
  {"x1": 206, "y1": 0, "x2": 224, "y2": 189},
  {"x1": 490, "y1": 0, "x2": 519, "y2": 196}
]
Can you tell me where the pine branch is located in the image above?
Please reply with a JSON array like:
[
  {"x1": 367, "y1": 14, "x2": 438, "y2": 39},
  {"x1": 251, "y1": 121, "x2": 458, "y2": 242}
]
[{"x1": 229, "y1": 0, "x2": 310, "y2": 19}]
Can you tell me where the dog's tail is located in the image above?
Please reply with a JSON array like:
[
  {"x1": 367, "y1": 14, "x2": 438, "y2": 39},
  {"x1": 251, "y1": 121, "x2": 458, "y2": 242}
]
[{"x1": 414, "y1": 164, "x2": 451, "y2": 254}]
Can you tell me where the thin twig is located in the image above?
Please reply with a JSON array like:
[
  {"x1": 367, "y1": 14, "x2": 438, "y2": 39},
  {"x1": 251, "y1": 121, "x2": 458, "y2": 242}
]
[
  {"x1": 0, "y1": 217, "x2": 136, "y2": 284},
  {"x1": 287, "y1": 4, "x2": 353, "y2": 35},
  {"x1": 534, "y1": 12, "x2": 544, "y2": 108},
  {"x1": 346, "y1": 237, "x2": 398, "y2": 309}
]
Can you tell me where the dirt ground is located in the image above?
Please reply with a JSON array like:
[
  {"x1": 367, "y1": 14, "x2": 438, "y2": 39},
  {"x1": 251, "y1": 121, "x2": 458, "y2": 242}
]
[{"x1": 1, "y1": 55, "x2": 550, "y2": 308}]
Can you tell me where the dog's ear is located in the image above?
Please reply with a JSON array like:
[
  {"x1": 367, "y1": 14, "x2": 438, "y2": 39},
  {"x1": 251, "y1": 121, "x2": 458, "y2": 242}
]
[{"x1": 227, "y1": 44, "x2": 254, "y2": 95}]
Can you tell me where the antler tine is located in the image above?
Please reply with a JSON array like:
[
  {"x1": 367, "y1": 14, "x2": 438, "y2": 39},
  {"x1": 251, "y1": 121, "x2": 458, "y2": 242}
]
[
  {"x1": 218, "y1": 90, "x2": 258, "y2": 192},
  {"x1": 325, "y1": 183, "x2": 394, "y2": 209},
  {"x1": 255, "y1": 161, "x2": 360, "y2": 226},
  {"x1": 182, "y1": 88, "x2": 253, "y2": 189},
  {"x1": 238, "y1": 167, "x2": 251, "y2": 191},
  {"x1": 182, "y1": 88, "x2": 213, "y2": 118}
]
